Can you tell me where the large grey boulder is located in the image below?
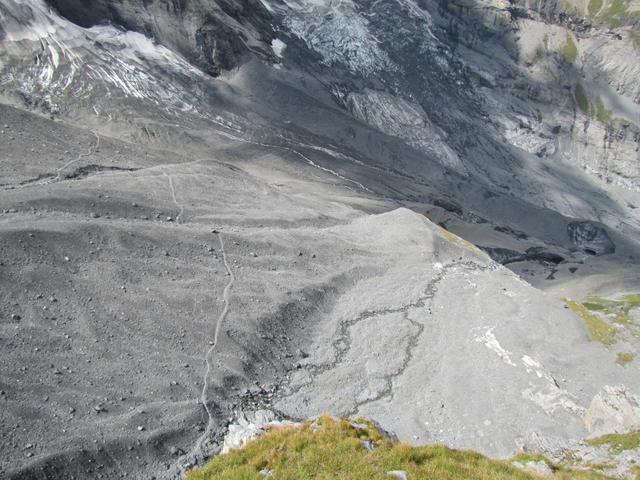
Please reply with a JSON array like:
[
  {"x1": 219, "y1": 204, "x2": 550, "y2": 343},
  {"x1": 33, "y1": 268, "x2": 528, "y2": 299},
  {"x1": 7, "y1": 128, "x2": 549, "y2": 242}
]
[{"x1": 585, "y1": 386, "x2": 640, "y2": 436}]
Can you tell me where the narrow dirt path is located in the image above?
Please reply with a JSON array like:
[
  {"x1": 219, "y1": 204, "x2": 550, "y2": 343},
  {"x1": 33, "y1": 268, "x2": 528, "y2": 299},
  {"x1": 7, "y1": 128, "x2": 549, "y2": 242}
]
[
  {"x1": 1, "y1": 131, "x2": 102, "y2": 191},
  {"x1": 163, "y1": 169, "x2": 184, "y2": 224},
  {"x1": 158, "y1": 169, "x2": 235, "y2": 477},
  {"x1": 56, "y1": 131, "x2": 100, "y2": 179},
  {"x1": 207, "y1": 125, "x2": 373, "y2": 193},
  {"x1": 176, "y1": 231, "x2": 234, "y2": 475}
]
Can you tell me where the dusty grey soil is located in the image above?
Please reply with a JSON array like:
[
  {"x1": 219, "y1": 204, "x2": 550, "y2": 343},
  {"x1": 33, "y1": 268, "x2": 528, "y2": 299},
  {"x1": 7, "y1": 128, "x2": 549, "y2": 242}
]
[{"x1": 1, "y1": 103, "x2": 639, "y2": 480}]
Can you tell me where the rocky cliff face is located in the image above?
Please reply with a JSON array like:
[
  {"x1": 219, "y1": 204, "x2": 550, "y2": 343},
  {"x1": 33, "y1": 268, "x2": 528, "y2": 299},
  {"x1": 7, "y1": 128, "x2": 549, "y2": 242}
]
[
  {"x1": 94, "y1": 0, "x2": 640, "y2": 192},
  {"x1": 4, "y1": 0, "x2": 639, "y2": 193},
  {"x1": 45, "y1": 0, "x2": 275, "y2": 75}
]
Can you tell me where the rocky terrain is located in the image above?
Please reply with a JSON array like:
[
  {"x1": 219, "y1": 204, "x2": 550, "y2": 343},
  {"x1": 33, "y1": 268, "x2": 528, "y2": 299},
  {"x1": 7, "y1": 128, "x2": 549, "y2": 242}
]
[{"x1": 1, "y1": 0, "x2": 640, "y2": 479}]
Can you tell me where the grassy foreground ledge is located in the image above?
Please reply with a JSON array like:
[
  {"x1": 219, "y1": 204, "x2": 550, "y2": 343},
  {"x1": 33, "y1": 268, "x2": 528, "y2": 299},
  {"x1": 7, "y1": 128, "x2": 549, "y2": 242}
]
[
  {"x1": 186, "y1": 416, "x2": 612, "y2": 480},
  {"x1": 587, "y1": 430, "x2": 640, "y2": 453}
]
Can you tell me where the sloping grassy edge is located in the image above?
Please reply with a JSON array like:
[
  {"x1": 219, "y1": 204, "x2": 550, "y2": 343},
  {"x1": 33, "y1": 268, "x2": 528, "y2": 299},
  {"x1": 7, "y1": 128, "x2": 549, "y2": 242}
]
[
  {"x1": 565, "y1": 299, "x2": 618, "y2": 345},
  {"x1": 587, "y1": 431, "x2": 640, "y2": 453},
  {"x1": 187, "y1": 416, "x2": 614, "y2": 480}
]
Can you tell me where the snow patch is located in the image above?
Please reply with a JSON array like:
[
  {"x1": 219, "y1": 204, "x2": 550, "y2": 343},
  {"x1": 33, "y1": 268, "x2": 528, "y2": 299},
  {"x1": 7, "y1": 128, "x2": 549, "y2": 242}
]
[{"x1": 271, "y1": 38, "x2": 287, "y2": 58}]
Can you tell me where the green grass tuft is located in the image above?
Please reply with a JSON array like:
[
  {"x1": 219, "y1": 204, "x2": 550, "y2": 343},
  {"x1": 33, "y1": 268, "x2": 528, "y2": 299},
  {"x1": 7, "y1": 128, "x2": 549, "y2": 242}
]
[
  {"x1": 511, "y1": 453, "x2": 551, "y2": 464},
  {"x1": 587, "y1": 431, "x2": 640, "y2": 453},
  {"x1": 436, "y1": 225, "x2": 484, "y2": 254},
  {"x1": 619, "y1": 294, "x2": 640, "y2": 307},
  {"x1": 584, "y1": 302, "x2": 607, "y2": 311},
  {"x1": 574, "y1": 293, "x2": 640, "y2": 343},
  {"x1": 187, "y1": 417, "x2": 616, "y2": 480},
  {"x1": 600, "y1": 0, "x2": 631, "y2": 27},
  {"x1": 584, "y1": 294, "x2": 640, "y2": 323},
  {"x1": 588, "y1": 0, "x2": 604, "y2": 16},
  {"x1": 562, "y1": 0, "x2": 638, "y2": 27}
]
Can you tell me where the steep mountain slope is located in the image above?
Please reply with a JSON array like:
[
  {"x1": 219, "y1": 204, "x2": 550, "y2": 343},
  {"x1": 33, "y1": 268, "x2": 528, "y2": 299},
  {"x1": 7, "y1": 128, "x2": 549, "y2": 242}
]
[{"x1": 1, "y1": 0, "x2": 640, "y2": 479}]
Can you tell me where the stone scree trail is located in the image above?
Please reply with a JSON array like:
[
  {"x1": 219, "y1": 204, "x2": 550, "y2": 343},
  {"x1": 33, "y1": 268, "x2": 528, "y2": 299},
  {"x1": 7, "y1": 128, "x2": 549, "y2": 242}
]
[
  {"x1": 160, "y1": 168, "x2": 235, "y2": 475},
  {"x1": 178, "y1": 231, "x2": 235, "y2": 474}
]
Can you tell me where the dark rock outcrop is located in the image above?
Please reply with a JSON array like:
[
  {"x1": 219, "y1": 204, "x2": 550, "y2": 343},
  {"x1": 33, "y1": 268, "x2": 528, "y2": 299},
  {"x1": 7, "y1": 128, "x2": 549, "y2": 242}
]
[
  {"x1": 480, "y1": 246, "x2": 565, "y2": 265},
  {"x1": 46, "y1": 0, "x2": 274, "y2": 76},
  {"x1": 567, "y1": 221, "x2": 615, "y2": 256}
]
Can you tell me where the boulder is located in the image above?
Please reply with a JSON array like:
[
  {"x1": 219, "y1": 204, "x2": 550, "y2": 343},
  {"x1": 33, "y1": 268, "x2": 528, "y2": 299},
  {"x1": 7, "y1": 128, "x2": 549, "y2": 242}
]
[{"x1": 584, "y1": 385, "x2": 640, "y2": 436}]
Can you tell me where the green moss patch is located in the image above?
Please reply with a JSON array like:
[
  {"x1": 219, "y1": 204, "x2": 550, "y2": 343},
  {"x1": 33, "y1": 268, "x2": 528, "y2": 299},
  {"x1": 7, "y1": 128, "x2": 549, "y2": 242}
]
[
  {"x1": 600, "y1": 0, "x2": 631, "y2": 27},
  {"x1": 563, "y1": 35, "x2": 579, "y2": 63},
  {"x1": 616, "y1": 352, "x2": 634, "y2": 366},
  {"x1": 573, "y1": 83, "x2": 591, "y2": 114},
  {"x1": 585, "y1": 294, "x2": 640, "y2": 321},
  {"x1": 587, "y1": 431, "x2": 640, "y2": 453},
  {"x1": 588, "y1": 0, "x2": 604, "y2": 16},
  {"x1": 566, "y1": 300, "x2": 618, "y2": 345}
]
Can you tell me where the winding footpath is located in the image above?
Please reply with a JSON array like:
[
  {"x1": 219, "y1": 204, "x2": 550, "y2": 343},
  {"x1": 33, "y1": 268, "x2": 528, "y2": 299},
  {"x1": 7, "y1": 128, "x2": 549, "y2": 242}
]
[
  {"x1": 205, "y1": 123, "x2": 373, "y2": 193},
  {"x1": 193, "y1": 232, "x2": 234, "y2": 456},
  {"x1": 1, "y1": 131, "x2": 101, "y2": 191},
  {"x1": 172, "y1": 231, "x2": 235, "y2": 477},
  {"x1": 56, "y1": 131, "x2": 100, "y2": 180},
  {"x1": 160, "y1": 168, "x2": 236, "y2": 477},
  {"x1": 163, "y1": 170, "x2": 184, "y2": 224}
]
